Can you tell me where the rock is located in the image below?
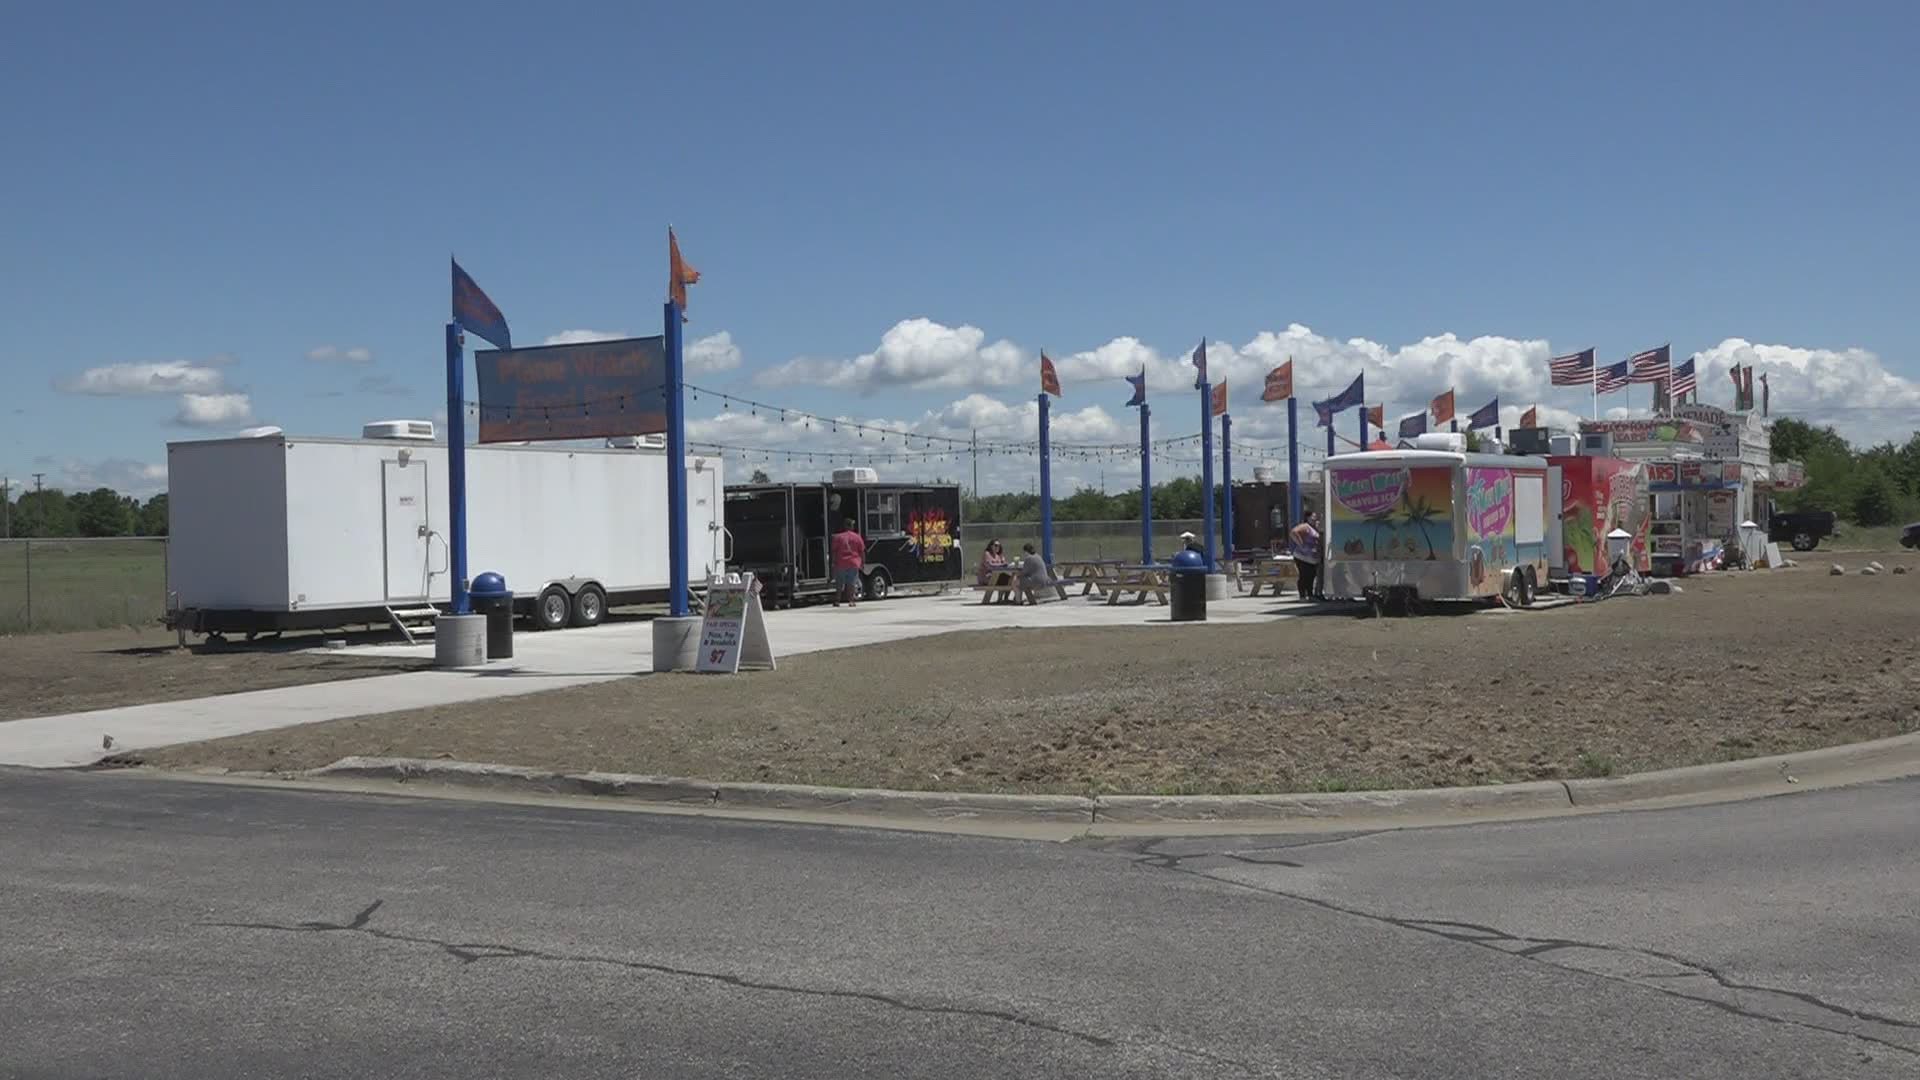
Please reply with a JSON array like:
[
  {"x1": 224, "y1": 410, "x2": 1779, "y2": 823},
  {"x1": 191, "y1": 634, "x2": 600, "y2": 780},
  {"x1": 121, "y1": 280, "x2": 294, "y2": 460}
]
[
  {"x1": 1648, "y1": 579, "x2": 1678, "y2": 594},
  {"x1": 1862, "y1": 566, "x2": 1880, "y2": 576},
  {"x1": 1869, "y1": 560, "x2": 1886, "y2": 572},
  {"x1": 1830, "y1": 564, "x2": 1846, "y2": 576},
  {"x1": 1896, "y1": 566, "x2": 1911, "y2": 575}
]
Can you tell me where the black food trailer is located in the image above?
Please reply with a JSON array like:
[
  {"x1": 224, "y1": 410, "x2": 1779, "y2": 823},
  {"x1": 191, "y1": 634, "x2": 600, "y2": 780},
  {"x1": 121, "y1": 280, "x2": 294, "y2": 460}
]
[{"x1": 723, "y1": 473, "x2": 964, "y2": 607}]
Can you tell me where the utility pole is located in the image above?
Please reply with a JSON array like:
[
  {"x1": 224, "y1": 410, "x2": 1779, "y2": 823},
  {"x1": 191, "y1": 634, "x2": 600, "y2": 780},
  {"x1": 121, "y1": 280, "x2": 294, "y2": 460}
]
[
  {"x1": 2, "y1": 476, "x2": 10, "y2": 539},
  {"x1": 32, "y1": 472, "x2": 45, "y2": 493},
  {"x1": 970, "y1": 429, "x2": 979, "y2": 497}
]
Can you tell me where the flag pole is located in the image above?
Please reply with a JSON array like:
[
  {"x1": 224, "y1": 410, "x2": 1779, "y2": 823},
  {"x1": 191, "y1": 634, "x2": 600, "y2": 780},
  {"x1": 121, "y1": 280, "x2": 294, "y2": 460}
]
[
  {"x1": 1199, "y1": 374, "x2": 1216, "y2": 572},
  {"x1": 1220, "y1": 411, "x2": 1234, "y2": 558},
  {"x1": 445, "y1": 322, "x2": 470, "y2": 615},
  {"x1": 1139, "y1": 402, "x2": 1153, "y2": 564},
  {"x1": 1039, "y1": 390, "x2": 1053, "y2": 567},
  {"x1": 1286, "y1": 395, "x2": 1301, "y2": 530},
  {"x1": 664, "y1": 299, "x2": 689, "y2": 617}
]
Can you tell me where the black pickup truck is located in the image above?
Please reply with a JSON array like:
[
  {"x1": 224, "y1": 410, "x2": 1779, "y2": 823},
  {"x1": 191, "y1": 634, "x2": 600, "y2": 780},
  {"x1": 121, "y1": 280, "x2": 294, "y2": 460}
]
[{"x1": 1769, "y1": 510, "x2": 1839, "y2": 551}]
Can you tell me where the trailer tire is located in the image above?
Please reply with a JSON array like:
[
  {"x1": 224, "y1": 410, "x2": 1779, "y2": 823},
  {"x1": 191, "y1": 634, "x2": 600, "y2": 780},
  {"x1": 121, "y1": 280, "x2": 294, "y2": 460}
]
[
  {"x1": 863, "y1": 569, "x2": 892, "y2": 601},
  {"x1": 570, "y1": 585, "x2": 606, "y2": 628},
  {"x1": 534, "y1": 586, "x2": 571, "y2": 631},
  {"x1": 1522, "y1": 566, "x2": 1539, "y2": 606}
]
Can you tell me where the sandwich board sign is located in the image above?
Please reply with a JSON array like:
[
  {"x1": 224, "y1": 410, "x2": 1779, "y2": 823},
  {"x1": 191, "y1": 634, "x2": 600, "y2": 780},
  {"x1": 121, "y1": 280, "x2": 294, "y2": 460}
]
[{"x1": 696, "y1": 572, "x2": 776, "y2": 674}]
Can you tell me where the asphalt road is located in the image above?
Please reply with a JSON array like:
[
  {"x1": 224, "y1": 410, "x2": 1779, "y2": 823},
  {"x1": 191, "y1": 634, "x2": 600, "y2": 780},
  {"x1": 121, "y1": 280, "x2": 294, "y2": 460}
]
[{"x1": 3, "y1": 770, "x2": 1916, "y2": 1079}]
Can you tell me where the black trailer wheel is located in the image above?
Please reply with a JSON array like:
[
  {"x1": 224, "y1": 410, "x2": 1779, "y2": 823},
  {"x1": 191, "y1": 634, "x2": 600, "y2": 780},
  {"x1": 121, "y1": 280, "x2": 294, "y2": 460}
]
[
  {"x1": 1791, "y1": 532, "x2": 1816, "y2": 552},
  {"x1": 570, "y1": 585, "x2": 606, "y2": 628},
  {"x1": 863, "y1": 569, "x2": 892, "y2": 601},
  {"x1": 534, "y1": 586, "x2": 571, "y2": 631},
  {"x1": 1522, "y1": 566, "x2": 1539, "y2": 607}
]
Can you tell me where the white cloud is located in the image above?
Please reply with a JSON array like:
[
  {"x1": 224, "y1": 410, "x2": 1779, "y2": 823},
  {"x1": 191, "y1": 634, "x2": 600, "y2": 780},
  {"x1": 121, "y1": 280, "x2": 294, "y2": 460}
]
[
  {"x1": 757, "y1": 318, "x2": 1027, "y2": 392},
  {"x1": 306, "y1": 345, "x2": 373, "y2": 364},
  {"x1": 58, "y1": 360, "x2": 225, "y2": 396},
  {"x1": 1693, "y1": 339, "x2": 1920, "y2": 444},
  {"x1": 541, "y1": 329, "x2": 626, "y2": 346},
  {"x1": 174, "y1": 393, "x2": 255, "y2": 428},
  {"x1": 687, "y1": 331, "x2": 742, "y2": 374},
  {"x1": 48, "y1": 458, "x2": 169, "y2": 496}
]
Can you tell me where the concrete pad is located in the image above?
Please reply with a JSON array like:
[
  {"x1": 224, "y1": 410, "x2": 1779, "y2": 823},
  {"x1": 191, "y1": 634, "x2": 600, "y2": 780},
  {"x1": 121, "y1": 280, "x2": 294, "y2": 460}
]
[{"x1": 0, "y1": 590, "x2": 1329, "y2": 767}]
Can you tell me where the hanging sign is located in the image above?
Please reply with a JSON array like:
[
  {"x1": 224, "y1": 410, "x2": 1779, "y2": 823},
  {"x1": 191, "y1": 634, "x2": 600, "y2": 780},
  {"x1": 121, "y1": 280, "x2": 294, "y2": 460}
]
[
  {"x1": 474, "y1": 336, "x2": 667, "y2": 443},
  {"x1": 696, "y1": 572, "x2": 776, "y2": 674}
]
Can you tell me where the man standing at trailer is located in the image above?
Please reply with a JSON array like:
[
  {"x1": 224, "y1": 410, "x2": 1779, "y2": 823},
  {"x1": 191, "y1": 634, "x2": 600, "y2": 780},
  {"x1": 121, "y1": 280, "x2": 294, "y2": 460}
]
[{"x1": 831, "y1": 518, "x2": 866, "y2": 607}]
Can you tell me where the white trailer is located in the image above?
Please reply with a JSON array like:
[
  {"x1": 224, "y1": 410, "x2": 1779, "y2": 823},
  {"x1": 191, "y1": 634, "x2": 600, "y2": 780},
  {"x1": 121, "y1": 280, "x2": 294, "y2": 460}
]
[{"x1": 165, "y1": 424, "x2": 725, "y2": 639}]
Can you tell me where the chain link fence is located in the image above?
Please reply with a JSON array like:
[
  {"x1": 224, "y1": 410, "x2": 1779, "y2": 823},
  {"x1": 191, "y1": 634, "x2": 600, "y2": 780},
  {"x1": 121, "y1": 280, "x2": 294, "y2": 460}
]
[
  {"x1": 0, "y1": 538, "x2": 168, "y2": 635},
  {"x1": 956, "y1": 519, "x2": 1207, "y2": 564}
]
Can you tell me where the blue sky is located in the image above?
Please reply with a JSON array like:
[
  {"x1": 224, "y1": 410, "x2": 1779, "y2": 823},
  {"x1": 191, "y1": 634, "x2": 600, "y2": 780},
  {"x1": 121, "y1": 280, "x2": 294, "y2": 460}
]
[{"x1": 4, "y1": 1, "x2": 1917, "y2": 496}]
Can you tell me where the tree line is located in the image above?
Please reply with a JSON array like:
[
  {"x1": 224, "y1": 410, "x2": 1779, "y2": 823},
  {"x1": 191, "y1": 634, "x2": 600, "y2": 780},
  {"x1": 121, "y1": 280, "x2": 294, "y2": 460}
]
[
  {"x1": 2, "y1": 489, "x2": 169, "y2": 539},
  {"x1": 1768, "y1": 419, "x2": 1920, "y2": 526}
]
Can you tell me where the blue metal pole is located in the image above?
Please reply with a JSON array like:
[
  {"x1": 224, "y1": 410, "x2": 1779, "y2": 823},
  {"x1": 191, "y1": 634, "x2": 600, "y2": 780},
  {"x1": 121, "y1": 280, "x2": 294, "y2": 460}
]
[
  {"x1": 664, "y1": 300, "x2": 689, "y2": 617},
  {"x1": 1220, "y1": 412, "x2": 1234, "y2": 557},
  {"x1": 1139, "y1": 402, "x2": 1153, "y2": 564},
  {"x1": 1199, "y1": 380, "x2": 1216, "y2": 570},
  {"x1": 1038, "y1": 392, "x2": 1053, "y2": 566},
  {"x1": 1358, "y1": 408, "x2": 1367, "y2": 449},
  {"x1": 445, "y1": 322, "x2": 470, "y2": 615},
  {"x1": 1326, "y1": 418, "x2": 1335, "y2": 459},
  {"x1": 1287, "y1": 397, "x2": 1301, "y2": 528}
]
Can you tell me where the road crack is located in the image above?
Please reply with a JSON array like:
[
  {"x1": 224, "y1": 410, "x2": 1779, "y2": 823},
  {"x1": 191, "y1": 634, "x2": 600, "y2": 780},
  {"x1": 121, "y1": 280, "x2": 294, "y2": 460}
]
[{"x1": 201, "y1": 899, "x2": 1278, "y2": 1075}]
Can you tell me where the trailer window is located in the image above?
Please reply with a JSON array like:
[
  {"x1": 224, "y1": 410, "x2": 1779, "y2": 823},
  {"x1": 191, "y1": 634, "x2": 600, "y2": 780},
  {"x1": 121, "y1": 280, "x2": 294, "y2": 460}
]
[{"x1": 864, "y1": 491, "x2": 901, "y2": 535}]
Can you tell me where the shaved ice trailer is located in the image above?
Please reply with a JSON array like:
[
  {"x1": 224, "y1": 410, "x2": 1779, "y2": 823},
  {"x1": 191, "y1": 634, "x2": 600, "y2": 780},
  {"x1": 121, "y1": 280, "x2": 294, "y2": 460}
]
[
  {"x1": 165, "y1": 423, "x2": 725, "y2": 639},
  {"x1": 1323, "y1": 437, "x2": 1552, "y2": 606},
  {"x1": 1547, "y1": 454, "x2": 1650, "y2": 593}
]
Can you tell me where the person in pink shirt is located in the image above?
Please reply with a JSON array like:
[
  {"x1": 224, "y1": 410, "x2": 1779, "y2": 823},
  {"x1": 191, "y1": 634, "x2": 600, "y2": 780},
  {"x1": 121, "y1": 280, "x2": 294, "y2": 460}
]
[{"x1": 830, "y1": 518, "x2": 866, "y2": 607}]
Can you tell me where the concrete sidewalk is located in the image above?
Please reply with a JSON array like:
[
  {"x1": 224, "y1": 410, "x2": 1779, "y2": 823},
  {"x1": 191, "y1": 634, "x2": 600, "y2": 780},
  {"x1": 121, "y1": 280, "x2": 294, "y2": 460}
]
[{"x1": 0, "y1": 590, "x2": 1318, "y2": 768}]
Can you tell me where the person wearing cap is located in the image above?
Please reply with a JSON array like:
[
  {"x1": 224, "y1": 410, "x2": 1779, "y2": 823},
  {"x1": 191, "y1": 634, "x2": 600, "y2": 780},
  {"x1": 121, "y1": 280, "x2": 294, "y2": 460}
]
[{"x1": 1180, "y1": 530, "x2": 1204, "y2": 555}]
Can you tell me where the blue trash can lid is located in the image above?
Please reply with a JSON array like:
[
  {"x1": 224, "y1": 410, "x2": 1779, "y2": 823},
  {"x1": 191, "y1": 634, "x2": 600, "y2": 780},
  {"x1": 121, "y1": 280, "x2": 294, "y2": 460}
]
[
  {"x1": 470, "y1": 571, "x2": 509, "y2": 597},
  {"x1": 1170, "y1": 549, "x2": 1208, "y2": 571}
]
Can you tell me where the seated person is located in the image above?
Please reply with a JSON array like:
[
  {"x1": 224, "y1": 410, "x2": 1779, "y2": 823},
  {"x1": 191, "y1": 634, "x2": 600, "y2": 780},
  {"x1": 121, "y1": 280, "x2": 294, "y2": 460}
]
[
  {"x1": 1016, "y1": 542, "x2": 1053, "y2": 604},
  {"x1": 976, "y1": 538, "x2": 1008, "y2": 585}
]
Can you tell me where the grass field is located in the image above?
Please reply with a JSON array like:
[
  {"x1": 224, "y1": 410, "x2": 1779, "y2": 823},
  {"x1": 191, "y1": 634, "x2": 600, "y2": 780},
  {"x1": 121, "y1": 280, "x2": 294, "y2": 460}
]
[{"x1": 0, "y1": 540, "x2": 167, "y2": 635}]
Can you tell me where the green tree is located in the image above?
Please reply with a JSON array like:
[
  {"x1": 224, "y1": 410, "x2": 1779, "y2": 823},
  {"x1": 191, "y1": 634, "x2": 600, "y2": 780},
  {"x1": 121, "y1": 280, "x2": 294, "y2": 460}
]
[
  {"x1": 1851, "y1": 466, "x2": 1900, "y2": 526},
  {"x1": 138, "y1": 494, "x2": 170, "y2": 536},
  {"x1": 1767, "y1": 418, "x2": 1850, "y2": 463},
  {"x1": 748, "y1": 468, "x2": 771, "y2": 483},
  {"x1": 74, "y1": 487, "x2": 134, "y2": 537},
  {"x1": 10, "y1": 490, "x2": 76, "y2": 537}
]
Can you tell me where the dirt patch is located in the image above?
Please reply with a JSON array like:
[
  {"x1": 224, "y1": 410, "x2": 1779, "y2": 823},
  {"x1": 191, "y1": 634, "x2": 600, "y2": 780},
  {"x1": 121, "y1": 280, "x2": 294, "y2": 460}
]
[
  {"x1": 0, "y1": 628, "x2": 428, "y2": 721},
  {"x1": 146, "y1": 558, "x2": 1920, "y2": 794}
]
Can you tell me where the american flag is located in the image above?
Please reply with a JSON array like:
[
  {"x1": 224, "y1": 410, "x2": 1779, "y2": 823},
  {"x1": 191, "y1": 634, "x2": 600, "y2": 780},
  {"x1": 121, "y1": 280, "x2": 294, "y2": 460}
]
[
  {"x1": 1628, "y1": 344, "x2": 1671, "y2": 384},
  {"x1": 1549, "y1": 348, "x2": 1595, "y2": 386},
  {"x1": 1669, "y1": 357, "x2": 1697, "y2": 398},
  {"x1": 1595, "y1": 359, "x2": 1631, "y2": 394}
]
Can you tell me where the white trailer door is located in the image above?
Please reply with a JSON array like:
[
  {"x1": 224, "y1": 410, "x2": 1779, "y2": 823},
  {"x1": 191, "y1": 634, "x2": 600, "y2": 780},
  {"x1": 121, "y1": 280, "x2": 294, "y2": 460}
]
[{"x1": 382, "y1": 459, "x2": 431, "y2": 601}]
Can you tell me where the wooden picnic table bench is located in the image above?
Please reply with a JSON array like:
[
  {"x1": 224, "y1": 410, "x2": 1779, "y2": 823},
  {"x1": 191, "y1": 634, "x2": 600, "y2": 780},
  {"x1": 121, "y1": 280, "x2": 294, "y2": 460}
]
[
  {"x1": 1236, "y1": 555, "x2": 1299, "y2": 597},
  {"x1": 1102, "y1": 565, "x2": 1171, "y2": 606},
  {"x1": 1051, "y1": 559, "x2": 1124, "y2": 596},
  {"x1": 971, "y1": 568, "x2": 1070, "y2": 605}
]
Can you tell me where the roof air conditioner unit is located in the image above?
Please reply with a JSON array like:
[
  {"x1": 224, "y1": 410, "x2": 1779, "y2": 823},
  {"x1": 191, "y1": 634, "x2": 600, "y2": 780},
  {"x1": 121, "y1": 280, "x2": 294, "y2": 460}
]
[
  {"x1": 1548, "y1": 434, "x2": 1577, "y2": 456},
  {"x1": 362, "y1": 420, "x2": 437, "y2": 441},
  {"x1": 604, "y1": 435, "x2": 666, "y2": 450},
  {"x1": 1580, "y1": 432, "x2": 1615, "y2": 456},
  {"x1": 1410, "y1": 432, "x2": 1467, "y2": 453},
  {"x1": 832, "y1": 467, "x2": 879, "y2": 485},
  {"x1": 236, "y1": 426, "x2": 283, "y2": 439}
]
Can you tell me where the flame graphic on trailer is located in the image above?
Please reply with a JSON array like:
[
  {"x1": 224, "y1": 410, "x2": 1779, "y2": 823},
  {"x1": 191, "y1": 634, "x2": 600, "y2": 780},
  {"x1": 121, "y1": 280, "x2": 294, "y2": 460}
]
[{"x1": 908, "y1": 508, "x2": 953, "y2": 562}]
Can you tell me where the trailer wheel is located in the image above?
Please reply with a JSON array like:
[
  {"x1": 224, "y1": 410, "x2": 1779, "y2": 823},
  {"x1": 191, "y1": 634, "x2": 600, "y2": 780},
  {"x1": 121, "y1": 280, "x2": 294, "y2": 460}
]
[
  {"x1": 570, "y1": 585, "x2": 606, "y2": 628},
  {"x1": 862, "y1": 569, "x2": 892, "y2": 601},
  {"x1": 1791, "y1": 532, "x2": 1815, "y2": 552},
  {"x1": 534, "y1": 586, "x2": 571, "y2": 631},
  {"x1": 1522, "y1": 567, "x2": 1539, "y2": 607}
]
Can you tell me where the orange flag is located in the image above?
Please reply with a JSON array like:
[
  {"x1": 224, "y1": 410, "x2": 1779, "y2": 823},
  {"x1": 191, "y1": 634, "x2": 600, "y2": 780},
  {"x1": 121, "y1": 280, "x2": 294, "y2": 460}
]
[
  {"x1": 1211, "y1": 380, "x2": 1228, "y2": 417},
  {"x1": 668, "y1": 227, "x2": 701, "y2": 313},
  {"x1": 1367, "y1": 404, "x2": 1384, "y2": 429},
  {"x1": 1040, "y1": 353, "x2": 1062, "y2": 397},
  {"x1": 1261, "y1": 359, "x2": 1293, "y2": 402},
  {"x1": 1430, "y1": 389, "x2": 1455, "y2": 424},
  {"x1": 1520, "y1": 405, "x2": 1538, "y2": 428}
]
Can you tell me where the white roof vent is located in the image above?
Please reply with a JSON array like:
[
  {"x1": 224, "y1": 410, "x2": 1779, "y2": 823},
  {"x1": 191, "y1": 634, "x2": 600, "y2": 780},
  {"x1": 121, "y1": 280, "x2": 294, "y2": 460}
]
[
  {"x1": 236, "y1": 425, "x2": 283, "y2": 439},
  {"x1": 363, "y1": 420, "x2": 436, "y2": 441},
  {"x1": 833, "y1": 466, "x2": 879, "y2": 485},
  {"x1": 605, "y1": 434, "x2": 667, "y2": 450},
  {"x1": 1410, "y1": 432, "x2": 1467, "y2": 453}
]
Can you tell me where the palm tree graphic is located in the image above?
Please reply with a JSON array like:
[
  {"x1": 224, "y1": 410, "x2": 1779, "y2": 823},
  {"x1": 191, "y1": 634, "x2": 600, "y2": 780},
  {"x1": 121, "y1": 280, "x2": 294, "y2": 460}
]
[{"x1": 1402, "y1": 491, "x2": 1442, "y2": 560}]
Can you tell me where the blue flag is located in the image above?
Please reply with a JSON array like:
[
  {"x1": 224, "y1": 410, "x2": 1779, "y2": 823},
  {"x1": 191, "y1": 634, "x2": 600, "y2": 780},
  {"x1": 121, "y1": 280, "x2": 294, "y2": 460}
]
[
  {"x1": 1468, "y1": 397, "x2": 1499, "y2": 430},
  {"x1": 1124, "y1": 366, "x2": 1146, "y2": 408},
  {"x1": 1190, "y1": 340, "x2": 1207, "y2": 390},
  {"x1": 1398, "y1": 411, "x2": 1427, "y2": 439},
  {"x1": 1312, "y1": 373, "x2": 1364, "y2": 427},
  {"x1": 452, "y1": 258, "x2": 512, "y2": 350}
]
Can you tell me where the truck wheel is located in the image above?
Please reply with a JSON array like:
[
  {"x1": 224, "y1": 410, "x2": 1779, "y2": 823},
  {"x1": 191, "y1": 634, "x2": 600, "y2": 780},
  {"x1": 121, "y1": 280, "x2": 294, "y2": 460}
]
[
  {"x1": 570, "y1": 585, "x2": 606, "y2": 628},
  {"x1": 1791, "y1": 532, "x2": 1815, "y2": 551},
  {"x1": 1522, "y1": 567, "x2": 1539, "y2": 606},
  {"x1": 863, "y1": 569, "x2": 892, "y2": 600},
  {"x1": 534, "y1": 586, "x2": 571, "y2": 631}
]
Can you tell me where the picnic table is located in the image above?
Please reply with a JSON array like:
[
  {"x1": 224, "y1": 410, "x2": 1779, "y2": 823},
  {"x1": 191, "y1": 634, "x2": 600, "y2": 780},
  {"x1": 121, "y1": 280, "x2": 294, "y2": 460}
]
[
  {"x1": 1235, "y1": 554, "x2": 1299, "y2": 596},
  {"x1": 971, "y1": 567, "x2": 1070, "y2": 605},
  {"x1": 1102, "y1": 564, "x2": 1171, "y2": 606},
  {"x1": 1051, "y1": 558, "x2": 1125, "y2": 596}
]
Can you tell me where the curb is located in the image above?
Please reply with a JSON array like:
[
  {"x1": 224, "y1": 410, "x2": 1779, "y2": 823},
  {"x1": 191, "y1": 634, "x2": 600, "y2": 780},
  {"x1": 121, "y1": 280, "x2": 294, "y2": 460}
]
[{"x1": 305, "y1": 732, "x2": 1920, "y2": 829}]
